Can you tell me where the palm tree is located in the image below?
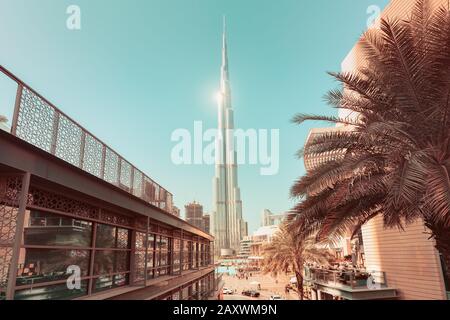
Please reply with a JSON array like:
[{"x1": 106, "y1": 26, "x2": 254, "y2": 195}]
[
  {"x1": 290, "y1": 0, "x2": 450, "y2": 281},
  {"x1": 261, "y1": 223, "x2": 332, "y2": 300}
]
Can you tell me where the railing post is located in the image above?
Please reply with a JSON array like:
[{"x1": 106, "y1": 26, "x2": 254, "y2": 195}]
[{"x1": 11, "y1": 84, "x2": 23, "y2": 136}]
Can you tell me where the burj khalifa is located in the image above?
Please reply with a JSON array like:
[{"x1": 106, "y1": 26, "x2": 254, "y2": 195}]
[{"x1": 211, "y1": 18, "x2": 247, "y2": 257}]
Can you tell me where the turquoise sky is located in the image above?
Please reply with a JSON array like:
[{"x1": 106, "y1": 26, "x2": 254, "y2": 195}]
[{"x1": 0, "y1": 0, "x2": 389, "y2": 233}]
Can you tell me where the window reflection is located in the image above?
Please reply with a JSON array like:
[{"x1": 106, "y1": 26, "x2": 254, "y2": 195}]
[
  {"x1": 16, "y1": 249, "x2": 89, "y2": 286},
  {"x1": 12, "y1": 207, "x2": 213, "y2": 299},
  {"x1": 24, "y1": 211, "x2": 92, "y2": 247},
  {"x1": 158, "y1": 236, "x2": 169, "y2": 250},
  {"x1": 15, "y1": 281, "x2": 88, "y2": 300},
  {"x1": 95, "y1": 224, "x2": 130, "y2": 249},
  {"x1": 93, "y1": 274, "x2": 128, "y2": 293},
  {"x1": 93, "y1": 250, "x2": 130, "y2": 275},
  {"x1": 134, "y1": 232, "x2": 146, "y2": 283}
]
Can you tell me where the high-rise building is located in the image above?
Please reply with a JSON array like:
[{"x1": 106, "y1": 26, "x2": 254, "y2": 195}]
[
  {"x1": 185, "y1": 201, "x2": 204, "y2": 230},
  {"x1": 203, "y1": 214, "x2": 210, "y2": 234},
  {"x1": 261, "y1": 209, "x2": 288, "y2": 227},
  {"x1": 237, "y1": 236, "x2": 252, "y2": 259},
  {"x1": 211, "y1": 18, "x2": 247, "y2": 257}
]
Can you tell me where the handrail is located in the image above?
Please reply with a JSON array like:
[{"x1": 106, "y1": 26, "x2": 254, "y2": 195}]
[{"x1": 0, "y1": 64, "x2": 173, "y2": 214}]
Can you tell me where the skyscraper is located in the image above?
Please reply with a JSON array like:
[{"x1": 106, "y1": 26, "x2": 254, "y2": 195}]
[
  {"x1": 203, "y1": 214, "x2": 210, "y2": 234},
  {"x1": 185, "y1": 201, "x2": 204, "y2": 230},
  {"x1": 211, "y1": 18, "x2": 247, "y2": 256}
]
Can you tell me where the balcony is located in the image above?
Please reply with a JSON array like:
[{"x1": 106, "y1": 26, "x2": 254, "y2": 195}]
[{"x1": 305, "y1": 267, "x2": 397, "y2": 300}]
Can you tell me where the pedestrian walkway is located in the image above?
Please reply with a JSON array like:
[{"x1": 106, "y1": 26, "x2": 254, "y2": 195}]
[{"x1": 222, "y1": 273, "x2": 299, "y2": 300}]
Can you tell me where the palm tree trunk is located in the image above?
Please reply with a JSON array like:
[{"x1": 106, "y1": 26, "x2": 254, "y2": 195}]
[
  {"x1": 426, "y1": 221, "x2": 450, "y2": 287},
  {"x1": 295, "y1": 271, "x2": 304, "y2": 300}
]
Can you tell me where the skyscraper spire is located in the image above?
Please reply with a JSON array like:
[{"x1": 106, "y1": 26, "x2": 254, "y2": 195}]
[
  {"x1": 221, "y1": 15, "x2": 230, "y2": 93},
  {"x1": 212, "y1": 17, "x2": 247, "y2": 257}
]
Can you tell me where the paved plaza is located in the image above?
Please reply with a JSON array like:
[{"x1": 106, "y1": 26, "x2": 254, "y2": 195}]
[{"x1": 221, "y1": 272, "x2": 299, "y2": 300}]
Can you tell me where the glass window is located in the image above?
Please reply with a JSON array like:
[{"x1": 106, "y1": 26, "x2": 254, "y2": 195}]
[
  {"x1": 95, "y1": 224, "x2": 130, "y2": 249},
  {"x1": 147, "y1": 234, "x2": 156, "y2": 249},
  {"x1": 93, "y1": 274, "x2": 128, "y2": 293},
  {"x1": 174, "y1": 239, "x2": 181, "y2": 251},
  {"x1": 155, "y1": 251, "x2": 161, "y2": 267},
  {"x1": 134, "y1": 251, "x2": 145, "y2": 282},
  {"x1": 24, "y1": 211, "x2": 92, "y2": 247},
  {"x1": 117, "y1": 228, "x2": 130, "y2": 249},
  {"x1": 135, "y1": 232, "x2": 146, "y2": 250},
  {"x1": 147, "y1": 251, "x2": 154, "y2": 268},
  {"x1": 157, "y1": 267, "x2": 169, "y2": 276},
  {"x1": 95, "y1": 224, "x2": 117, "y2": 248},
  {"x1": 16, "y1": 249, "x2": 90, "y2": 286},
  {"x1": 14, "y1": 280, "x2": 88, "y2": 300},
  {"x1": 160, "y1": 252, "x2": 169, "y2": 266},
  {"x1": 159, "y1": 236, "x2": 169, "y2": 250},
  {"x1": 191, "y1": 243, "x2": 197, "y2": 269},
  {"x1": 173, "y1": 252, "x2": 181, "y2": 265},
  {"x1": 93, "y1": 250, "x2": 130, "y2": 275},
  {"x1": 133, "y1": 232, "x2": 147, "y2": 283},
  {"x1": 172, "y1": 291, "x2": 180, "y2": 300},
  {"x1": 182, "y1": 286, "x2": 189, "y2": 300}
]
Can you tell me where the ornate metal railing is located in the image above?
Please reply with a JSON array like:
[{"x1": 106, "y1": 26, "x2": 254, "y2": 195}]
[{"x1": 0, "y1": 65, "x2": 173, "y2": 213}]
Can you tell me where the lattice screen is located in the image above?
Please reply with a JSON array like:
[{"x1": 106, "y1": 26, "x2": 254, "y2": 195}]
[{"x1": 0, "y1": 176, "x2": 23, "y2": 296}]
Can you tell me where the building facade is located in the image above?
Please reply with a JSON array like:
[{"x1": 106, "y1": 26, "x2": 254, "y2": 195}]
[
  {"x1": 211, "y1": 19, "x2": 247, "y2": 257},
  {"x1": 0, "y1": 65, "x2": 218, "y2": 300},
  {"x1": 237, "y1": 236, "x2": 252, "y2": 259},
  {"x1": 202, "y1": 214, "x2": 210, "y2": 234},
  {"x1": 261, "y1": 209, "x2": 288, "y2": 227},
  {"x1": 185, "y1": 202, "x2": 204, "y2": 231}
]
